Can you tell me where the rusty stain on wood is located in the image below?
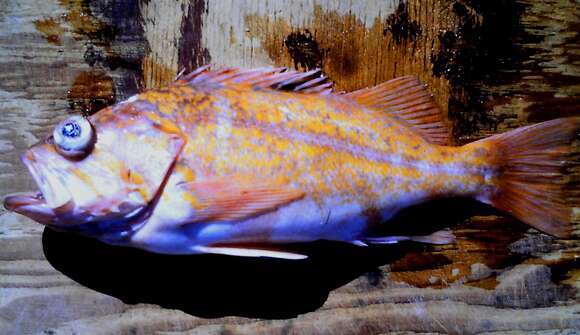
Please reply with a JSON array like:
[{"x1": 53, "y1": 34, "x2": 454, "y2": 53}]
[
  {"x1": 33, "y1": 17, "x2": 65, "y2": 45},
  {"x1": 141, "y1": 56, "x2": 176, "y2": 90},
  {"x1": 67, "y1": 70, "x2": 115, "y2": 116},
  {"x1": 33, "y1": 0, "x2": 145, "y2": 95},
  {"x1": 34, "y1": 0, "x2": 116, "y2": 44},
  {"x1": 58, "y1": 0, "x2": 115, "y2": 41},
  {"x1": 246, "y1": 3, "x2": 445, "y2": 94}
]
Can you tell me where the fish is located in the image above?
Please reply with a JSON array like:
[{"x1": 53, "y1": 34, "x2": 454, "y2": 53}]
[{"x1": 4, "y1": 66, "x2": 579, "y2": 259}]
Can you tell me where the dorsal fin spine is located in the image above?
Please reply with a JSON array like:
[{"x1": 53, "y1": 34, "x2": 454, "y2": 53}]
[{"x1": 177, "y1": 65, "x2": 333, "y2": 95}]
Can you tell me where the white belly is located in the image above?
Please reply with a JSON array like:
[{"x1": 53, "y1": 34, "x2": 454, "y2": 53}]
[{"x1": 128, "y1": 196, "x2": 370, "y2": 254}]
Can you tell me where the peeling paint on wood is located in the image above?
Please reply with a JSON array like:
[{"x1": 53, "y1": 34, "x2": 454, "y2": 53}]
[
  {"x1": 140, "y1": 0, "x2": 189, "y2": 88},
  {"x1": 178, "y1": 0, "x2": 211, "y2": 78}
]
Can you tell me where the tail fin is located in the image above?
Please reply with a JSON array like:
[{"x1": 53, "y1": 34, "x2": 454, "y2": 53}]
[{"x1": 474, "y1": 117, "x2": 580, "y2": 238}]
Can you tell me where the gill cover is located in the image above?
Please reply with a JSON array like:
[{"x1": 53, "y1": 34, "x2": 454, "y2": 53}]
[{"x1": 94, "y1": 103, "x2": 186, "y2": 208}]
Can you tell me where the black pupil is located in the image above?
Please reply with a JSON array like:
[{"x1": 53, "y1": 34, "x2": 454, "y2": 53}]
[{"x1": 62, "y1": 122, "x2": 81, "y2": 138}]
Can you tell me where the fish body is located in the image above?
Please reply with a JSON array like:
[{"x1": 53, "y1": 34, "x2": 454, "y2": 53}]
[
  {"x1": 5, "y1": 67, "x2": 578, "y2": 259},
  {"x1": 129, "y1": 83, "x2": 482, "y2": 251}
]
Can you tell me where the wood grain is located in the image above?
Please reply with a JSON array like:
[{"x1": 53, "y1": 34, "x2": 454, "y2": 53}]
[{"x1": 1, "y1": 1, "x2": 579, "y2": 334}]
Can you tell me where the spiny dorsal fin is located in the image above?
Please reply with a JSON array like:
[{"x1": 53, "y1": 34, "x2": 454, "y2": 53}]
[
  {"x1": 344, "y1": 76, "x2": 452, "y2": 146},
  {"x1": 176, "y1": 65, "x2": 334, "y2": 95}
]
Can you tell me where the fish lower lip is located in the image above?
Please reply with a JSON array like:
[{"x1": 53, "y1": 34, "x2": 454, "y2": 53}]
[
  {"x1": 3, "y1": 192, "x2": 57, "y2": 225},
  {"x1": 4, "y1": 191, "x2": 46, "y2": 211}
]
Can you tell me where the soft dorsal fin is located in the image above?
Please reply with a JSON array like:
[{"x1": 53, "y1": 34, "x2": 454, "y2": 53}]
[
  {"x1": 344, "y1": 76, "x2": 452, "y2": 145},
  {"x1": 175, "y1": 65, "x2": 333, "y2": 95}
]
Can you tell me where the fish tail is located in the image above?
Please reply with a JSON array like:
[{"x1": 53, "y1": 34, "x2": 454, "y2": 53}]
[{"x1": 473, "y1": 117, "x2": 580, "y2": 238}]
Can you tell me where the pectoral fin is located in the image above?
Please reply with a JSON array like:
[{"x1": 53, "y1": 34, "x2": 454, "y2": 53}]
[
  {"x1": 195, "y1": 245, "x2": 307, "y2": 260},
  {"x1": 178, "y1": 176, "x2": 305, "y2": 222}
]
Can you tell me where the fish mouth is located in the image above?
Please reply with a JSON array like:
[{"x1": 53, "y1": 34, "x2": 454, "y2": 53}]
[
  {"x1": 3, "y1": 191, "x2": 57, "y2": 225},
  {"x1": 4, "y1": 191, "x2": 45, "y2": 208},
  {"x1": 3, "y1": 151, "x2": 72, "y2": 225}
]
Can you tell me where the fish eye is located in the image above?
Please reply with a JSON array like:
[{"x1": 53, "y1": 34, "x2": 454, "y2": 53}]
[{"x1": 53, "y1": 115, "x2": 96, "y2": 159}]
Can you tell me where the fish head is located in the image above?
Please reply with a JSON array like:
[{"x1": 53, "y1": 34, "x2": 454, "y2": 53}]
[{"x1": 4, "y1": 104, "x2": 185, "y2": 235}]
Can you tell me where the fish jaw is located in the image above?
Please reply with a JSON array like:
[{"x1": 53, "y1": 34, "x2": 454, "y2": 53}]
[
  {"x1": 4, "y1": 192, "x2": 57, "y2": 225},
  {"x1": 3, "y1": 149, "x2": 73, "y2": 225},
  {"x1": 4, "y1": 145, "x2": 150, "y2": 229},
  {"x1": 22, "y1": 149, "x2": 73, "y2": 209}
]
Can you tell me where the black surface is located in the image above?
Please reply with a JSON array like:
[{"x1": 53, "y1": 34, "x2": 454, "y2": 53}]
[{"x1": 43, "y1": 198, "x2": 492, "y2": 319}]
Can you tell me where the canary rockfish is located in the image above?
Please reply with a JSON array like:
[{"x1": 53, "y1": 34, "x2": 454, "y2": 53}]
[{"x1": 4, "y1": 66, "x2": 579, "y2": 259}]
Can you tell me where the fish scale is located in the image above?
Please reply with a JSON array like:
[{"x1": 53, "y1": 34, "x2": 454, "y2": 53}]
[{"x1": 150, "y1": 85, "x2": 486, "y2": 207}]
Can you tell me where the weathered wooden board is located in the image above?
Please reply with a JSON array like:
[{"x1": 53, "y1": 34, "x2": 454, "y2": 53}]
[{"x1": 1, "y1": 0, "x2": 579, "y2": 334}]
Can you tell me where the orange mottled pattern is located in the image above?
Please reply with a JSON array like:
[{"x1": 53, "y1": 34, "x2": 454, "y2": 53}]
[{"x1": 133, "y1": 82, "x2": 494, "y2": 212}]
